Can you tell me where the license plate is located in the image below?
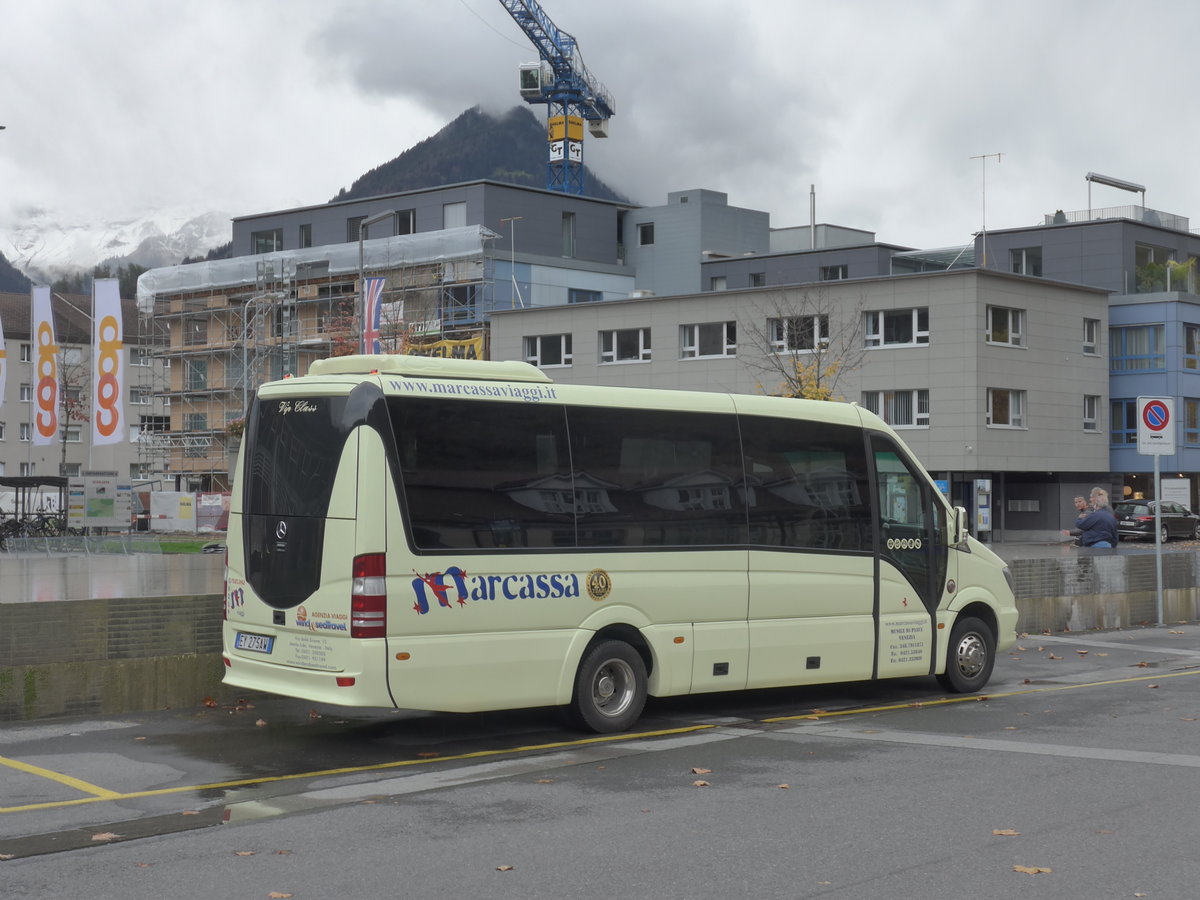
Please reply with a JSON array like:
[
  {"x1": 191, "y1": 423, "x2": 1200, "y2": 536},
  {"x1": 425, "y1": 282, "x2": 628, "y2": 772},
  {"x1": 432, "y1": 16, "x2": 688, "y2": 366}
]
[{"x1": 234, "y1": 632, "x2": 274, "y2": 654}]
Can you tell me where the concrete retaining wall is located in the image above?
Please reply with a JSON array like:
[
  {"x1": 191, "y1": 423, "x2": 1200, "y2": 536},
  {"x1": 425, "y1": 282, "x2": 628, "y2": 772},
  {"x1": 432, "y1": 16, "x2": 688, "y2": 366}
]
[
  {"x1": 3, "y1": 551, "x2": 1198, "y2": 720},
  {"x1": 0, "y1": 595, "x2": 224, "y2": 721}
]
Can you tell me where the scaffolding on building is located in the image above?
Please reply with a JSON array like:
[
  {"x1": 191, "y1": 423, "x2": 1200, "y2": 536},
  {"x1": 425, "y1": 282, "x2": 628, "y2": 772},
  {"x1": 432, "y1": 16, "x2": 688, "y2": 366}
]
[{"x1": 135, "y1": 226, "x2": 498, "y2": 491}]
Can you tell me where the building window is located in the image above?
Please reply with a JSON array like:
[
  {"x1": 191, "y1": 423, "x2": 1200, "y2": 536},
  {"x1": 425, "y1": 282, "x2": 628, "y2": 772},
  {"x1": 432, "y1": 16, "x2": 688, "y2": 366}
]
[
  {"x1": 769, "y1": 316, "x2": 829, "y2": 353},
  {"x1": 568, "y1": 288, "x2": 602, "y2": 304},
  {"x1": 184, "y1": 319, "x2": 208, "y2": 346},
  {"x1": 20, "y1": 462, "x2": 34, "y2": 476},
  {"x1": 1110, "y1": 324, "x2": 1165, "y2": 371},
  {"x1": 681, "y1": 322, "x2": 736, "y2": 359},
  {"x1": 749, "y1": 272, "x2": 766, "y2": 287},
  {"x1": 396, "y1": 209, "x2": 416, "y2": 235},
  {"x1": 20, "y1": 343, "x2": 31, "y2": 362},
  {"x1": 129, "y1": 346, "x2": 151, "y2": 366},
  {"x1": 1084, "y1": 318, "x2": 1100, "y2": 355},
  {"x1": 0, "y1": 422, "x2": 4, "y2": 441},
  {"x1": 346, "y1": 216, "x2": 366, "y2": 242},
  {"x1": 1186, "y1": 399, "x2": 1200, "y2": 445},
  {"x1": 1011, "y1": 247, "x2": 1043, "y2": 276},
  {"x1": 862, "y1": 389, "x2": 930, "y2": 428},
  {"x1": 130, "y1": 462, "x2": 151, "y2": 481},
  {"x1": 251, "y1": 229, "x2": 282, "y2": 254},
  {"x1": 1084, "y1": 395, "x2": 1100, "y2": 432},
  {"x1": 637, "y1": 222, "x2": 655, "y2": 246},
  {"x1": 820, "y1": 264, "x2": 849, "y2": 281},
  {"x1": 1111, "y1": 399, "x2": 1138, "y2": 445},
  {"x1": 443, "y1": 201, "x2": 467, "y2": 230},
  {"x1": 524, "y1": 334, "x2": 573, "y2": 368},
  {"x1": 19, "y1": 383, "x2": 31, "y2": 402},
  {"x1": 130, "y1": 387, "x2": 151, "y2": 405},
  {"x1": 1186, "y1": 325, "x2": 1200, "y2": 370},
  {"x1": 986, "y1": 388, "x2": 1025, "y2": 428},
  {"x1": 865, "y1": 308, "x2": 929, "y2": 347},
  {"x1": 986, "y1": 306, "x2": 1025, "y2": 347},
  {"x1": 20, "y1": 423, "x2": 31, "y2": 442},
  {"x1": 185, "y1": 359, "x2": 208, "y2": 391},
  {"x1": 60, "y1": 463, "x2": 81, "y2": 477},
  {"x1": 710, "y1": 276, "x2": 727, "y2": 291},
  {"x1": 562, "y1": 211, "x2": 576, "y2": 258},
  {"x1": 299, "y1": 223, "x2": 312, "y2": 248},
  {"x1": 600, "y1": 328, "x2": 651, "y2": 363}
]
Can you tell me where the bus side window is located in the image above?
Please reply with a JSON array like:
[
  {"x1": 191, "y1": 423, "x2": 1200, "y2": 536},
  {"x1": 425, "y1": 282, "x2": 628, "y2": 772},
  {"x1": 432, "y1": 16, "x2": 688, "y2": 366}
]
[{"x1": 739, "y1": 416, "x2": 872, "y2": 552}]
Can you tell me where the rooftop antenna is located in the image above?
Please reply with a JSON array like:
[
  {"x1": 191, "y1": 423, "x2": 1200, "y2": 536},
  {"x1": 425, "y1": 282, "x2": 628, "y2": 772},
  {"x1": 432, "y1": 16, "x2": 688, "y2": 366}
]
[{"x1": 970, "y1": 152, "x2": 1003, "y2": 268}]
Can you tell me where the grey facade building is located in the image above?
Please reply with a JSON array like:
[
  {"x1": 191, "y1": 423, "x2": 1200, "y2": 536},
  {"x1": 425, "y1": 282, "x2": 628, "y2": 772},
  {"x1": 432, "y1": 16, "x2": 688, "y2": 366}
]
[{"x1": 490, "y1": 268, "x2": 1112, "y2": 540}]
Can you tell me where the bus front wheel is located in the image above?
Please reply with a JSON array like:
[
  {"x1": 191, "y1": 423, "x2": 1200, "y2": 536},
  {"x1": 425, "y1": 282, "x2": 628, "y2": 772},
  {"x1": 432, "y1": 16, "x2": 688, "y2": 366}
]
[
  {"x1": 568, "y1": 640, "x2": 647, "y2": 734},
  {"x1": 937, "y1": 616, "x2": 995, "y2": 693}
]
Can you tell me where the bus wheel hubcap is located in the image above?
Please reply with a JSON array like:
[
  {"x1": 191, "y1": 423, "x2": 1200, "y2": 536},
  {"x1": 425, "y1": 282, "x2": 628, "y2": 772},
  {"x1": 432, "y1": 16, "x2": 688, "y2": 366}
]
[
  {"x1": 956, "y1": 634, "x2": 985, "y2": 677},
  {"x1": 594, "y1": 660, "x2": 634, "y2": 715}
]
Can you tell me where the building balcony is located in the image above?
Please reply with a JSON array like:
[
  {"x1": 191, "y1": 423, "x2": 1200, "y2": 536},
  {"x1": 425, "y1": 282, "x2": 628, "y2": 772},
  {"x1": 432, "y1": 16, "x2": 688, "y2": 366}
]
[{"x1": 1044, "y1": 204, "x2": 1189, "y2": 231}]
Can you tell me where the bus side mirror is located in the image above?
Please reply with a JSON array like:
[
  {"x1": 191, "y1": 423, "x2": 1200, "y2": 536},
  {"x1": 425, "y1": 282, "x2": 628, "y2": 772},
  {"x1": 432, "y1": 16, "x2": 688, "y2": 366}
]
[{"x1": 951, "y1": 506, "x2": 969, "y2": 545}]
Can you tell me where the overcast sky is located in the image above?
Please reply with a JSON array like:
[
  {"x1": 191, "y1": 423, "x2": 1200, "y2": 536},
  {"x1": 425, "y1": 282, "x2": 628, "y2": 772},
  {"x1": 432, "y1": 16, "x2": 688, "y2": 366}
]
[{"x1": 3, "y1": 0, "x2": 1199, "y2": 251}]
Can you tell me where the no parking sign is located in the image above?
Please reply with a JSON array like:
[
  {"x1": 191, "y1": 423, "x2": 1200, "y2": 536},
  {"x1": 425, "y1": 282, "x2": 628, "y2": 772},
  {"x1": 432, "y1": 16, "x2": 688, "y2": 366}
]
[{"x1": 1137, "y1": 397, "x2": 1175, "y2": 455}]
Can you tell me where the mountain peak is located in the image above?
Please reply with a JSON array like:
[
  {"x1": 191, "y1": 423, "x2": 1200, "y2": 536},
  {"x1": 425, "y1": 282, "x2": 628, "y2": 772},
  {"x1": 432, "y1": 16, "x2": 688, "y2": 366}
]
[{"x1": 331, "y1": 104, "x2": 627, "y2": 204}]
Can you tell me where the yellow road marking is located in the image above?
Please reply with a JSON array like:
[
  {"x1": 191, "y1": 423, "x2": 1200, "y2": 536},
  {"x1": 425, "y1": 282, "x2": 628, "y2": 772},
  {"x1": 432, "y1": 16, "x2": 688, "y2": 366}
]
[
  {"x1": 0, "y1": 756, "x2": 121, "y2": 800},
  {"x1": 6, "y1": 669, "x2": 1200, "y2": 815},
  {"x1": 763, "y1": 667, "x2": 1200, "y2": 723},
  {"x1": 0, "y1": 723, "x2": 716, "y2": 814}
]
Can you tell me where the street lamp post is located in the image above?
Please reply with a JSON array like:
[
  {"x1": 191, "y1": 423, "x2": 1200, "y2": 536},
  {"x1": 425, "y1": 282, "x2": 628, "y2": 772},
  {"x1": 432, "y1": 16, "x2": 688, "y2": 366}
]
[{"x1": 358, "y1": 210, "x2": 396, "y2": 354}]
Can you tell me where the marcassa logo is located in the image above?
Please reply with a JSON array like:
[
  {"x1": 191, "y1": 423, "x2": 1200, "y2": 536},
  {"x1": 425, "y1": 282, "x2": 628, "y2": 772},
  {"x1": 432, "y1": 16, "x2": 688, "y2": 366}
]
[
  {"x1": 35, "y1": 320, "x2": 59, "y2": 440},
  {"x1": 886, "y1": 538, "x2": 923, "y2": 550},
  {"x1": 409, "y1": 566, "x2": 583, "y2": 615},
  {"x1": 94, "y1": 314, "x2": 123, "y2": 438}
]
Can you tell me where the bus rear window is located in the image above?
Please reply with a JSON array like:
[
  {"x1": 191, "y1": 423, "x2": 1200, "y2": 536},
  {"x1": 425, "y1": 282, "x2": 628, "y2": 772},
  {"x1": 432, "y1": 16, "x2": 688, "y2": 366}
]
[{"x1": 244, "y1": 396, "x2": 349, "y2": 518}]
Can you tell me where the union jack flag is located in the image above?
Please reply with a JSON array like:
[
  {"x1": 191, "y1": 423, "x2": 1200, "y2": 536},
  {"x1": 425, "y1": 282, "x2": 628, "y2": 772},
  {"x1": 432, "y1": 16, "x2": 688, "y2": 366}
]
[{"x1": 361, "y1": 277, "x2": 386, "y2": 354}]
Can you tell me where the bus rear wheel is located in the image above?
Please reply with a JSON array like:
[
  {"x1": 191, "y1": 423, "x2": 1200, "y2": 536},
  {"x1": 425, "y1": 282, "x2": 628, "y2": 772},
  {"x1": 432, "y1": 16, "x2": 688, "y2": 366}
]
[
  {"x1": 568, "y1": 640, "x2": 647, "y2": 734},
  {"x1": 937, "y1": 616, "x2": 995, "y2": 693}
]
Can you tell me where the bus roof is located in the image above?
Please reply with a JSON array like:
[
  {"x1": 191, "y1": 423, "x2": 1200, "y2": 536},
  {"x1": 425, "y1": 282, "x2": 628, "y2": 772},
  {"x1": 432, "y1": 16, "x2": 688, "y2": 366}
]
[{"x1": 308, "y1": 355, "x2": 553, "y2": 383}]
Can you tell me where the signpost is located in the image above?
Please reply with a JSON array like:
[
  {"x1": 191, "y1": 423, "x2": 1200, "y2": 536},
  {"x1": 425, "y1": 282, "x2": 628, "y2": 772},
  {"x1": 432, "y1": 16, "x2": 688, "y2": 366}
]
[{"x1": 1136, "y1": 397, "x2": 1174, "y2": 625}]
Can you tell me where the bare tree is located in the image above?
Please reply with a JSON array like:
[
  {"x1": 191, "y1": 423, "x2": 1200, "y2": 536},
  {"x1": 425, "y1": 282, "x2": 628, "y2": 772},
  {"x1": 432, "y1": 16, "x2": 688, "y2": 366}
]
[{"x1": 740, "y1": 286, "x2": 868, "y2": 400}]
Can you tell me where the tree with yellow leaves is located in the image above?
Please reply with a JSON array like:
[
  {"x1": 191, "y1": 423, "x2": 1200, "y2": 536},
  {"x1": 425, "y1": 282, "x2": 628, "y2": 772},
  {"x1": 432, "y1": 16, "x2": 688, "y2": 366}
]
[{"x1": 741, "y1": 286, "x2": 867, "y2": 400}]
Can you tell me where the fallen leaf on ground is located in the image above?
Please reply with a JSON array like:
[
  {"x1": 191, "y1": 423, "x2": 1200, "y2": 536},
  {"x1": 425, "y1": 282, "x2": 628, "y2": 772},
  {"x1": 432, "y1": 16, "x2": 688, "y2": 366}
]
[
  {"x1": 181, "y1": 810, "x2": 199, "y2": 816},
  {"x1": 274, "y1": 850, "x2": 292, "y2": 855},
  {"x1": 1148, "y1": 684, "x2": 1159, "y2": 689},
  {"x1": 1013, "y1": 865, "x2": 1052, "y2": 875},
  {"x1": 255, "y1": 718, "x2": 267, "y2": 727},
  {"x1": 308, "y1": 709, "x2": 321, "y2": 719},
  {"x1": 1076, "y1": 650, "x2": 1089, "y2": 656},
  {"x1": 691, "y1": 767, "x2": 712, "y2": 775},
  {"x1": 235, "y1": 851, "x2": 255, "y2": 857},
  {"x1": 91, "y1": 833, "x2": 120, "y2": 842},
  {"x1": 134, "y1": 736, "x2": 146, "y2": 741},
  {"x1": 202, "y1": 697, "x2": 218, "y2": 708},
  {"x1": 692, "y1": 780, "x2": 711, "y2": 787},
  {"x1": 496, "y1": 865, "x2": 514, "y2": 872},
  {"x1": 417, "y1": 752, "x2": 439, "y2": 758},
  {"x1": 992, "y1": 829, "x2": 1020, "y2": 836},
  {"x1": 777, "y1": 784, "x2": 790, "y2": 789},
  {"x1": 1047, "y1": 654, "x2": 1062, "y2": 660},
  {"x1": 268, "y1": 893, "x2": 293, "y2": 899},
  {"x1": 535, "y1": 779, "x2": 554, "y2": 784},
  {"x1": 1136, "y1": 661, "x2": 1149, "y2": 668},
  {"x1": 1170, "y1": 630, "x2": 1185, "y2": 635}
]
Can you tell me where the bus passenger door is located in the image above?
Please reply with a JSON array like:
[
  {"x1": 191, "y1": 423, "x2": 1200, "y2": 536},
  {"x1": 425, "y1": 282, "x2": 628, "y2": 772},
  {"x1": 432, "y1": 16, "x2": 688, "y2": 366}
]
[{"x1": 872, "y1": 438, "x2": 947, "y2": 679}]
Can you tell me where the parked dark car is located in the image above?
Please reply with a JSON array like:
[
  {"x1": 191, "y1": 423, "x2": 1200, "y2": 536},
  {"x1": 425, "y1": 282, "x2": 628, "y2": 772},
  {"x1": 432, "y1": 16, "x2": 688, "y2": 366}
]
[{"x1": 1112, "y1": 500, "x2": 1199, "y2": 542}]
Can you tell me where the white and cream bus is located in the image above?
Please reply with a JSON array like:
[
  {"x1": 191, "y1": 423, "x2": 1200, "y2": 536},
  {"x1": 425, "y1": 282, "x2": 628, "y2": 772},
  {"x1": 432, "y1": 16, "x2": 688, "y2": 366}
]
[{"x1": 223, "y1": 355, "x2": 1017, "y2": 733}]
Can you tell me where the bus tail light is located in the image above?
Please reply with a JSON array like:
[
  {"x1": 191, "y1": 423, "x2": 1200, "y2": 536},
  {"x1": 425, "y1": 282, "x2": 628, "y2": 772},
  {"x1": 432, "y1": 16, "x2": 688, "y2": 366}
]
[{"x1": 351, "y1": 553, "x2": 387, "y2": 638}]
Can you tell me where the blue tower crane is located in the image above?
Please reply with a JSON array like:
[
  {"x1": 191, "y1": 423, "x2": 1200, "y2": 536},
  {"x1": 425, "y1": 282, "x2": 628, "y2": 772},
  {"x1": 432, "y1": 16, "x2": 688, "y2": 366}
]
[{"x1": 497, "y1": 0, "x2": 615, "y2": 195}]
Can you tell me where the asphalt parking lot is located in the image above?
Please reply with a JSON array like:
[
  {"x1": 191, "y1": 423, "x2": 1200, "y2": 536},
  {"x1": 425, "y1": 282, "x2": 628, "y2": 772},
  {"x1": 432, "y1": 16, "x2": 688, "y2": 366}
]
[{"x1": 3, "y1": 621, "x2": 1200, "y2": 898}]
